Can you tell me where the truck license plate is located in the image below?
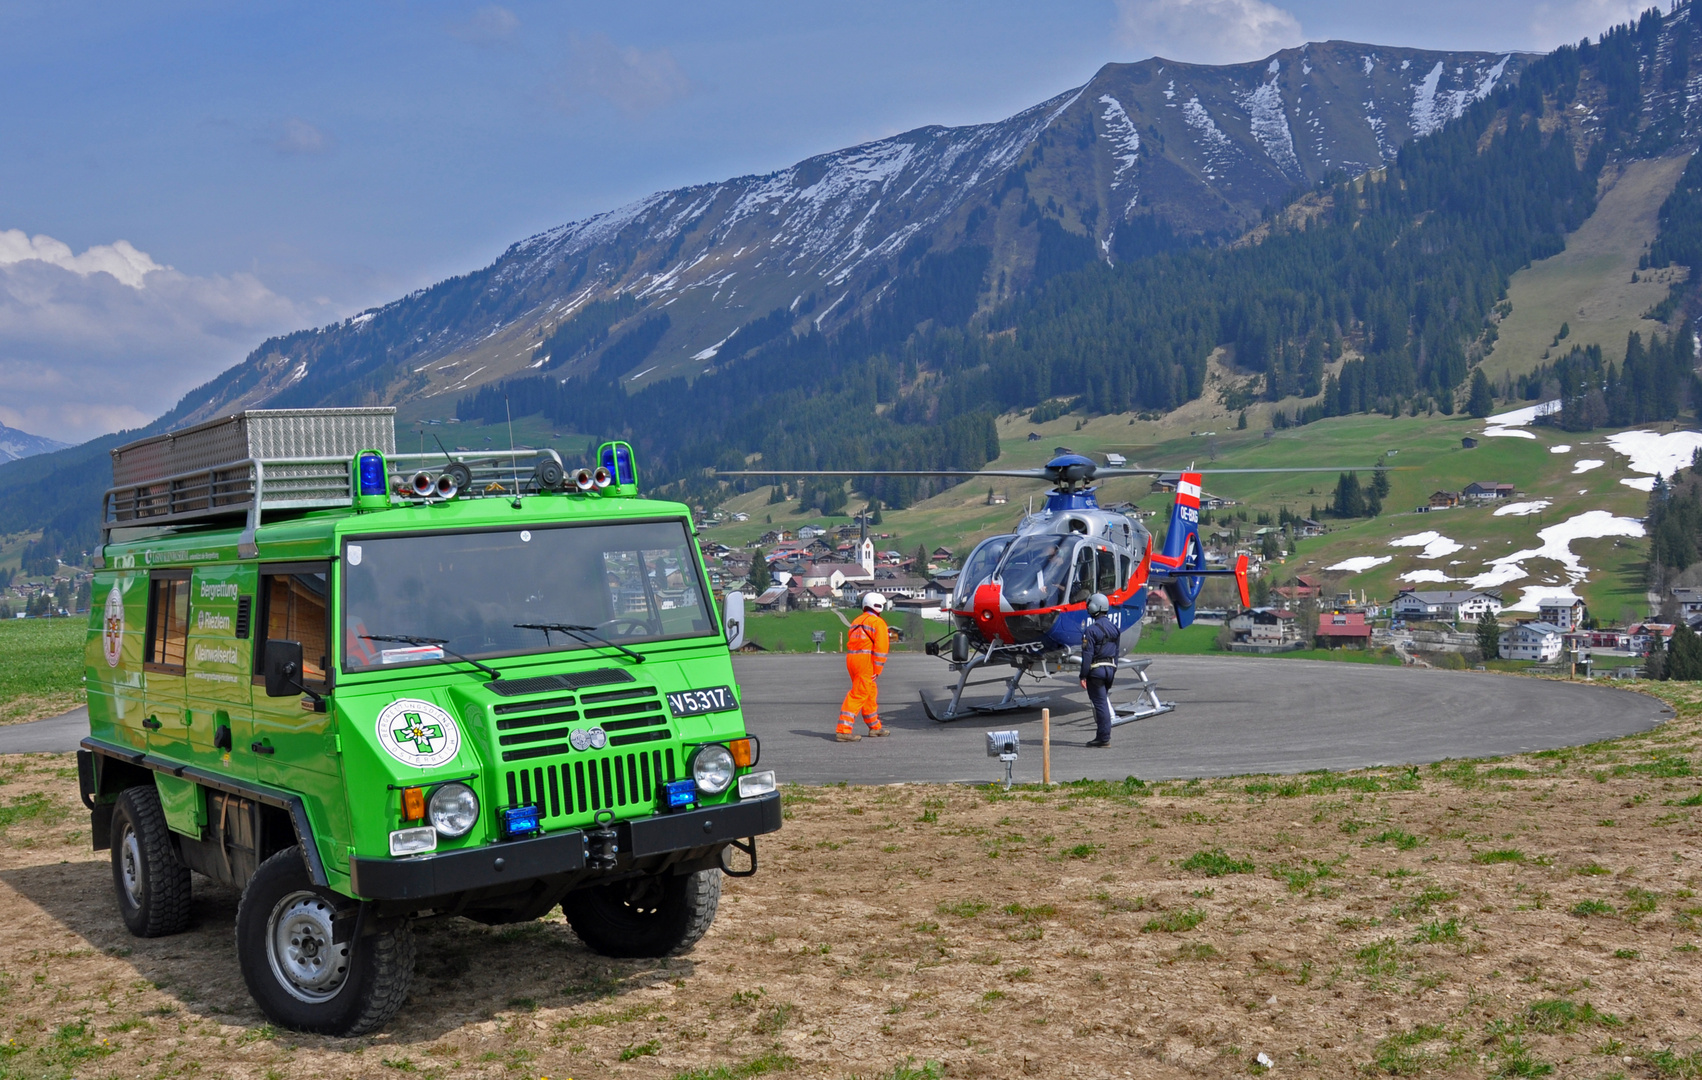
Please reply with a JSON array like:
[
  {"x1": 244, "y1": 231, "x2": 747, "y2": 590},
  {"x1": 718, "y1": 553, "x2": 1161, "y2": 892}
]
[{"x1": 666, "y1": 685, "x2": 738, "y2": 717}]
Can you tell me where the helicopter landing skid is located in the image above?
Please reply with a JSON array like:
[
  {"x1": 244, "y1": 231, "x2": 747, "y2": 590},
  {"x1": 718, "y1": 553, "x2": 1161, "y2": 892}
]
[
  {"x1": 920, "y1": 646, "x2": 1051, "y2": 723},
  {"x1": 1110, "y1": 658, "x2": 1175, "y2": 727}
]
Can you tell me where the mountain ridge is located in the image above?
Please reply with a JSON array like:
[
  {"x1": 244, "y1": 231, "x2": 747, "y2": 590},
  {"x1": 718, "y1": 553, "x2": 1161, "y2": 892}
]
[{"x1": 0, "y1": 422, "x2": 69, "y2": 464}]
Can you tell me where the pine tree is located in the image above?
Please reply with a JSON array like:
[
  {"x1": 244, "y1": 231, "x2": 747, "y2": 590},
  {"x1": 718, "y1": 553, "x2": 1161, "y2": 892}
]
[
  {"x1": 1372, "y1": 464, "x2": 1391, "y2": 499},
  {"x1": 1332, "y1": 472, "x2": 1365, "y2": 518},
  {"x1": 1645, "y1": 629, "x2": 1668, "y2": 680},
  {"x1": 1671, "y1": 622, "x2": 1702, "y2": 680},
  {"x1": 1467, "y1": 368, "x2": 1494, "y2": 418},
  {"x1": 749, "y1": 550, "x2": 771, "y2": 592},
  {"x1": 1475, "y1": 607, "x2": 1502, "y2": 660}
]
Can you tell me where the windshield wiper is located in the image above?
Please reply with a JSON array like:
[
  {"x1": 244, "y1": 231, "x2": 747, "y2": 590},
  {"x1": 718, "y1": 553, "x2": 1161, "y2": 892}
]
[
  {"x1": 513, "y1": 623, "x2": 647, "y2": 664},
  {"x1": 360, "y1": 634, "x2": 502, "y2": 680}
]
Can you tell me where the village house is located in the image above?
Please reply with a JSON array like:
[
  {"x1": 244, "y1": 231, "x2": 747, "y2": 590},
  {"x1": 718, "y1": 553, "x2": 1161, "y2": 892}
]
[
  {"x1": 1297, "y1": 518, "x2": 1325, "y2": 537},
  {"x1": 1104, "y1": 453, "x2": 1127, "y2": 467},
  {"x1": 1391, "y1": 589, "x2": 1502, "y2": 622},
  {"x1": 1538, "y1": 596, "x2": 1587, "y2": 632},
  {"x1": 1672, "y1": 587, "x2": 1702, "y2": 621},
  {"x1": 1500, "y1": 621, "x2": 1564, "y2": 662},
  {"x1": 1629, "y1": 623, "x2": 1675, "y2": 654},
  {"x1": 1227, "y1": 607, "x2": 1302, "y2": 649},
  {"x1": 751, "y1": 584, "x2": 790, "y2": 612},
  {"x1": 1428, "y1": 491, "x2": 1461, "y2": 509},
  {"x1": 1462, "y1": 481, "x2": 1517, "y2": 501},
  {"x1": 1315, "y1": 611, "x2": 1373, "y2": 648},
  {"x1": 1273, "y1": 574, "x2": 1324, "y2": 603},
  {"x1": 1588, "y1": 627, "x2": 1633, "y2": 650}
]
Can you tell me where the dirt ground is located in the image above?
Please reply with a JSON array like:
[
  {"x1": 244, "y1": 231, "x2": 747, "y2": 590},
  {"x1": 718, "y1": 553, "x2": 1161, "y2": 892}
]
[{"x1": 0, "y1": 686, "x2": 1699, "y2": 1080}]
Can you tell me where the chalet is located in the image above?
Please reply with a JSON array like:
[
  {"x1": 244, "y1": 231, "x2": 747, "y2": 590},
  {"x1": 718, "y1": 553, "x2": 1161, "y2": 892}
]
[
  {"x1": 1104, "y1": 453, "x2": 1127, "y2": 467},
  {"x1": 1672, "y1": 587, "x2": 1702, "y2": 620},
  {"x1": 1027, "y1": 432, "x2": 1041, "y2": 441},
  {"x1": 1463, "y1": 481, "x2": 1517, "y2": 501},
  {"x1": 1274, "y1": 574, "x2": 1323, "y2": 602},
  {"x1": 797, "y1": 525, "x2": 827, "y2": 540},
  {"x1": 1537, "y1": 596, "x2": 1586, "y2": 632},
  {"x1": 863, "y1": 573, "x2": 929, "y2": 600},
  {"x1": 752, "y1": 584, "x2": 790, "y2": 612},
  {"x1": 1315, "y1": 611, "x2": 1373, "y2": 648},
  {"x1": 1461, "y1": 437, "x2": 1478, "y2": 449},
  {"x1": 1630, "y1": 623, "x2": 1675, "y2": 653},
  {"x1": 1500, "y1": 621, "x2": 1564, "y2": 662},
  {"x1": 1392, "y1": 589, "x2": 1502, "y2": 622},
  {"x1": 1298, "y1": 518, "x2": 1325, "y2": 537},
  {"x1": 1227, "y1": 607, "x2": 1302, "y2": 647},
  {"x1": 1429, "y1": 491, "x2": 1461, "y2": 509},
  {"x1": 931, "y1": 546, "x2": 954, "y2": 561}
]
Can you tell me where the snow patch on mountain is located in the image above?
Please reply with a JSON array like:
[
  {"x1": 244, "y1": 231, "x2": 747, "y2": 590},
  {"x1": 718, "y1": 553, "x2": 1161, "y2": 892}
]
[
  {"x1": 1410, "y1": 55, "x2": 1510, "y2": 137},
  {"x1": 1240, "y1": 66, "x2": 1301, "y2": 178},
  {"x1": 1098, "y1": 94, "x2": 1142, "y2": 201},
  {"x1": 1182, "y1": 96, "x2": 1235, "y2": 178}
]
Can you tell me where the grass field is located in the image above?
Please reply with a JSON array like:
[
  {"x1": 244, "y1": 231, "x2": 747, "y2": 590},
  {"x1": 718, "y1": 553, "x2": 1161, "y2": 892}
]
[
  {"x1": 1481, "y1": 154, "x2": 1690, "y2": 385},
  {"x1": 0, "y1": 679, "x2": 1695, "y2": 1077},
  {"x1": 0, "y1": 617, "x2": 84, "y2": 724}
]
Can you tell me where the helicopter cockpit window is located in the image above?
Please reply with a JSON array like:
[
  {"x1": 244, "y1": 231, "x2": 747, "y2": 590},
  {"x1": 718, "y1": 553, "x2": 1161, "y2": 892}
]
[
  {"x1": 1069, "y1": 544, "x2": 1096, "y2": 604},
  {"x1": 997, "y1": 534, "x2": 1071, "y2": 610},
  {"x1": 1096, "y1": 547, "x2": 1123, "y2": 595},
  {"x1": 954, "y1": 535, "x2": 1013, "y2": 609}
]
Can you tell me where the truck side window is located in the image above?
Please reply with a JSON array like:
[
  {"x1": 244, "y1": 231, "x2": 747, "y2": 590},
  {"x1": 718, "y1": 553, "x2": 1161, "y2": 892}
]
[
  {"x1": 144, "y1": 572, "x2": 190, "y2": 673},
  {"x1": 256, "y1": 565, "x2": 331, "y2": 685}
]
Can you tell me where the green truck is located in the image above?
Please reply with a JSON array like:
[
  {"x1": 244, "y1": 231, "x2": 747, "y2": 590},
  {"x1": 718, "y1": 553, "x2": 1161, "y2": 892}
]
[{"x1": 77, "y1": 408, "x2": 776, "y2": 1035}]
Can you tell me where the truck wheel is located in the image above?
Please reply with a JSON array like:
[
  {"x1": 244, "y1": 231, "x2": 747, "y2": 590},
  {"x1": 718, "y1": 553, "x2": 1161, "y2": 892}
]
[
  {"x1": 562, "y1": 868, "x2": 721, "y2": 958},
  {"x1": 235, "y1": 847, "x2": 415, "y2": 1036},
  {"x1": 110, "y1": 785, "x2": 192, "y2": 937}
]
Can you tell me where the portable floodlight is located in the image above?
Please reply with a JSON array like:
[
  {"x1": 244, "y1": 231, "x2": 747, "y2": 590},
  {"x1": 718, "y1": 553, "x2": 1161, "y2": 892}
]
[{"x1": 987, "y1": 730, "x2": 1020, "y2": 790}]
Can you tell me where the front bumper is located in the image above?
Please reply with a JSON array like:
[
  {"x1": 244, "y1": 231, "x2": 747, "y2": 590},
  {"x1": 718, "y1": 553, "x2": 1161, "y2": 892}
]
[{"x1": 348, "y1": 791, "x2": 783, "y2": 901}]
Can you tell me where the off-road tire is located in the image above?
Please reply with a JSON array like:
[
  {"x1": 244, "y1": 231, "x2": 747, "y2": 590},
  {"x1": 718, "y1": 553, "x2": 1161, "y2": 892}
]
[
  {"x1": 562, "y1": 868, "x2": 721, "y2": 958},
  {"x1": 110, "y1": 785, "x2": 192, "y2": 937},
  {"x1": 235, "y1": 847, "x2": 415, "y2": 1036}
]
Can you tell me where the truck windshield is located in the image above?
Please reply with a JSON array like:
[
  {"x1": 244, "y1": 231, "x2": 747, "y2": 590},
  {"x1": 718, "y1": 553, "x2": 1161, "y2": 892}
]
[{"x1": 341, "y1": 520, "x2": 715, "y2": 673}]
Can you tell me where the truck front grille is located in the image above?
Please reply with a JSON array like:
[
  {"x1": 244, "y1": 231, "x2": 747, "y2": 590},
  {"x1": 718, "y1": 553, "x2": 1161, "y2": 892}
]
[{"x1": 505, "y1": 747, "x2": 679, "y2": 820}]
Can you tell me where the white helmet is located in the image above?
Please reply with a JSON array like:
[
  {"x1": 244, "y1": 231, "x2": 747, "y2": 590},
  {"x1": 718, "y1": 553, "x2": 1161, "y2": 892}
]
[{"x1": 862, "y1": 591, "x2": 887, "y2": 612}]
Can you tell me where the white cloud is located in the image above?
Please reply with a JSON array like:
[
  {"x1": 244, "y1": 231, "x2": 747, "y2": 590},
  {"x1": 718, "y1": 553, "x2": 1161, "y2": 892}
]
[
  {"x1": 1114, "y1": 0, "x2": 1304, "y2": 65},
  {"x1": 449, "y1": 5, "x2": 520, "y2": 45},
  {"x1": 273, "y1": 118, "x2": 334, "y2": 156},
  {"x1": 0, "y1": 229, "x2": 163, "y2": 289},
  {"x1": 556, "y1": 34, "x2": 693, "y2": 117},
  {"x1": 0, "y1": 230, "x2": 311, "y2": 444},
  {"x1": 1527, "y1": 1, "x2": 1650, "y2": 50}
]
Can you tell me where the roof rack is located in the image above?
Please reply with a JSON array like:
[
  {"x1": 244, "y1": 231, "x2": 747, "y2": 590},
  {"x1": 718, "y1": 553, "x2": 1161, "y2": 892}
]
[{"x1": 102, "y1": 407, "x2": 565, "y2": 558}]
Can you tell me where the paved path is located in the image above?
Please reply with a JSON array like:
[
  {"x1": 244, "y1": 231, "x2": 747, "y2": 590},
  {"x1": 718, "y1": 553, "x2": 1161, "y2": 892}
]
[
  {"x1": 0, "y1": 707, "x2": 87, "y2": 755},
  {"x1": 2, "y1": 660, "x2": 1668, "y2": 787},
  {"x1": 731, "y1": 655, "x2": 1671, "y2": 785}
]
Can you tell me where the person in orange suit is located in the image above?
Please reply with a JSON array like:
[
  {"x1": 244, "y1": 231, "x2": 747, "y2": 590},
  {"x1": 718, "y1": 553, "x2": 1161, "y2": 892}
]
[{"x1": 838, "y1": 592, "x2": 891, "y2": 742}]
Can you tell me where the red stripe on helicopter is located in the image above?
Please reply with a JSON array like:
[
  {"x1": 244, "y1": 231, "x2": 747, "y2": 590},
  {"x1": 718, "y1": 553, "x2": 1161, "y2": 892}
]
[{"x1": 1174, "y1": 471, "x2": 1203, "y2": 509}]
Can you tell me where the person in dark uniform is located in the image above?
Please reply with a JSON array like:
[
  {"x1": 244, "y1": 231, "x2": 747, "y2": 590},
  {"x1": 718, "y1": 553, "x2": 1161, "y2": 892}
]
[{"x1": 1079, "y1": 593, "x2": 1120, "y2": 747}]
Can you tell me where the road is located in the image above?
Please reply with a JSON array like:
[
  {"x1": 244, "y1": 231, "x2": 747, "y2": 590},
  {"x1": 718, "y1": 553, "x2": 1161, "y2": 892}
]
[{"x1": 0, "y1": 658, "x2": 1668, "y2": 786}]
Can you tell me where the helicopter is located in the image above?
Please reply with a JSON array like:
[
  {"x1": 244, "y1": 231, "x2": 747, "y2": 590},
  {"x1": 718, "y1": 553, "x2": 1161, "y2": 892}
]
[{"x1": 721, "y1": 453, "x2": 1345, "y2": 725}]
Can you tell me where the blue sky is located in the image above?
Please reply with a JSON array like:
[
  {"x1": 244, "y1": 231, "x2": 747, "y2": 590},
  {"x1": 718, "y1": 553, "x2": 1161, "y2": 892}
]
[{"x1": 0, "y1": 0, "x2": 1654, "y2": 442}]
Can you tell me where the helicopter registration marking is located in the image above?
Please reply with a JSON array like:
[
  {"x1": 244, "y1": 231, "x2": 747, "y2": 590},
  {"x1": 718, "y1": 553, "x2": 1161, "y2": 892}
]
[{"x1": 666, "y1": 686, "x2": 738, "y2": 718}]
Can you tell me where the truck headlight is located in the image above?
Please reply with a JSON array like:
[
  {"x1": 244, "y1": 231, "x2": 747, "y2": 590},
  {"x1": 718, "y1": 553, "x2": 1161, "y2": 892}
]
[
  {"x1": 428, "y1": 782, "x2": 479, "y2": 837},
  {"x1": 737, "y1": 770, "x2": 776, "y2": 798},
  {"x1": 691, "y1": 744, "x2": 735, "y2": 795}
]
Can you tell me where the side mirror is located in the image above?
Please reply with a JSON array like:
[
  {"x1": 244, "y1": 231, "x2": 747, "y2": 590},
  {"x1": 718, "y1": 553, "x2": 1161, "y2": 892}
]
[
  {"x1": 723, "y1": 592, "x2": 745, "y2": 652},
  {"x1": 263, "y1": 639, "x2": 305, "y2": 698}
]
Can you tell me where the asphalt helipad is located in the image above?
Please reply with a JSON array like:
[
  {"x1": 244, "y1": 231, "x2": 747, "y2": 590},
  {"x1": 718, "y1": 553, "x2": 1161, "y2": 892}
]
[
  {"x1": 729, "y1": 654, "x2": 1671, "y2": 785},
  {"x1": 0, "y1": 657, "x2": 1668, "y2": 786}
]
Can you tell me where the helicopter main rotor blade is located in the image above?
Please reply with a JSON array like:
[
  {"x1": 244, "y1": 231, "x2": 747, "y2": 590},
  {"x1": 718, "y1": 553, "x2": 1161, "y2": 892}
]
[
  {"x1": 1096, "y1": 466, "x2": 1400, "y2": 477},
  {"x1": 715, "y1": 468, "x2": 1064, "y2": 480}
]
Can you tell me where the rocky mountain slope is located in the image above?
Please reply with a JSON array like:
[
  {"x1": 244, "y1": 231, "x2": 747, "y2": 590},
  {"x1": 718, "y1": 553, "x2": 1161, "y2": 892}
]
[
  {"x1": 0, "y1": 422, "x2": 67, "y2": 464},
  {"x1": 160, "y1": 42, "x2": 1528, "y2": 424}
]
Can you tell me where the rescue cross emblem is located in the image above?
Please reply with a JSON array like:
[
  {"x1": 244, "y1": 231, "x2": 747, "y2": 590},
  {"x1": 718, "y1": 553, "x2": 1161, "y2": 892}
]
[
  {"x1": 374, "y1": 699, "x2": 461, "y2": 769},
  {"x1": 103, "y1": 585, "x2": 124, "y2": 668}
]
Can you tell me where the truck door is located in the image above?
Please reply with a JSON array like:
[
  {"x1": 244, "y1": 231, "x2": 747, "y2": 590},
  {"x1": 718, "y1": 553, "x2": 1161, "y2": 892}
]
[
  {"x1": 186, "y1": 564, "x2": 255, "y2": 778},
  {"x1": 141, "y1": 570, "x2": 190, "y2": 761},
  {"x1": 249, "y1": 563, "x2": 349, "y2": 838}
]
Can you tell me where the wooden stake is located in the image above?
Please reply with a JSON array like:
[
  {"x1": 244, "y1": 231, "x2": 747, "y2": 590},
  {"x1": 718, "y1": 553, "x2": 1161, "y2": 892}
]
[{"x1": 1042, "y1": 708, "x2": 1052, "y2": 787}]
